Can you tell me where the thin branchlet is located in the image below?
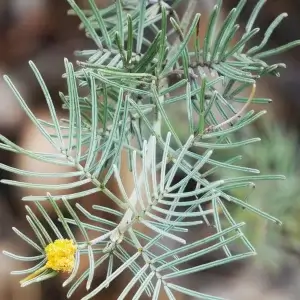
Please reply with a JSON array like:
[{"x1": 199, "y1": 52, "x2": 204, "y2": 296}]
[
  {"x1": 205, "y1": 83, "x2": 256, "y2": 133},
  {"x1": 1, "y1": 0, "x2": 298, "y2": 299}
]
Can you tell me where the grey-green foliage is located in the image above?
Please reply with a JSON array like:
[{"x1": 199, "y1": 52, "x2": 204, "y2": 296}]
[
  {"x1": 218, "y1": 118, "x2": 300, "y2": 271},
  {"x1": 1, "y1": 0, "x2": 299, "y2": 299}
]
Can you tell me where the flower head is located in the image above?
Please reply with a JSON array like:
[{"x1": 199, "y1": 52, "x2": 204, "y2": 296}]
[
  {"x1": 45, "y1": 239, "x2": 77, "y2": 273},
  {"x1": 19, "y1": 239, "x2": 77, "y2": 286}
]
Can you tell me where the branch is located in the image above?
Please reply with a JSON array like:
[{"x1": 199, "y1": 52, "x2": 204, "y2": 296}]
[{"x1": 205, "y1": 83, "x2": 256, "y2": 133}]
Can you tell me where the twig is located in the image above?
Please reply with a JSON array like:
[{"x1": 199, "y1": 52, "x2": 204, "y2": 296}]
[
  {"x1": 165, "y1": 69, "x2": 198, "y2": 80},
  {"x1": 205, "y1": 83, "x2": 256, "y2": 133}
]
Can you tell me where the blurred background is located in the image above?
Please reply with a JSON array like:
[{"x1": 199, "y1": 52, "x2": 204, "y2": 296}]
[{"x1": 0, "y1": 0, "x2": 300, "y2": 299}]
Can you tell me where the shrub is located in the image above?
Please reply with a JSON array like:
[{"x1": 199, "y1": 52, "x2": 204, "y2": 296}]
[{"x1": 1, "y1": 0, "x2": 299, "y2": 299}]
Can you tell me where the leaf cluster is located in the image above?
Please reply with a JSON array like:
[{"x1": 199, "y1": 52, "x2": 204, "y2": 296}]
[{"x1": 1, "y1": 0, "x2": 299, "y2": 299}]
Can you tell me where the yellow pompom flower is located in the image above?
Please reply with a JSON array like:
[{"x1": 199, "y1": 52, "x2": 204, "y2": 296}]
[
  {"x1": 45, "y1": 239, "x2": 77, "y2": 273},
  {"x1": 20, "y1": 239, "x2": 77, "y2": 285}
]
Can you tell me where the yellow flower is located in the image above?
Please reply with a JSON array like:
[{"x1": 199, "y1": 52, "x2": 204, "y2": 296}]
[
  {"x1": 20, "y1": 239, "x2": 77, "y2": 285},
  {"x1": 45, "y1": 239, "x2": 77, "y2": 273}
]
